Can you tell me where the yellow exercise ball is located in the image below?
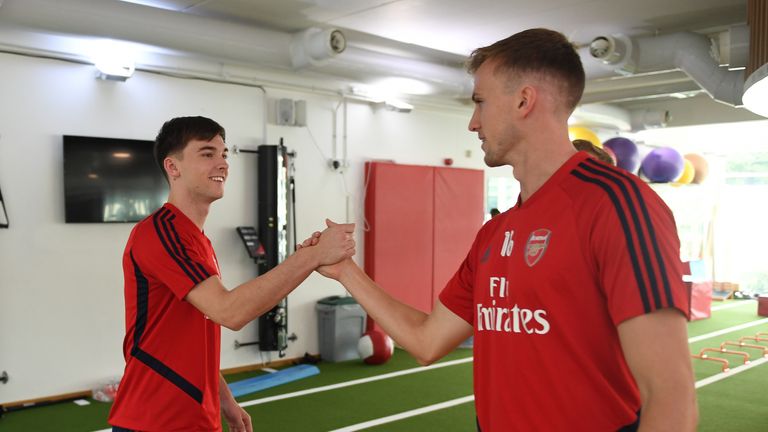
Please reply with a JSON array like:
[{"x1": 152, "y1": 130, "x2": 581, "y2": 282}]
[
  {"x1": 675, "y1": 159, "x2": 695, "y2": 184},
  {"x1": 569, "y1": 126, "x2": 602, "y2": 148}
]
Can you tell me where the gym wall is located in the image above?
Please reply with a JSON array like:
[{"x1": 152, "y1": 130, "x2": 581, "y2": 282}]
[{"x1": 0, "y1": 51, "x2": 506, "y2": 404}]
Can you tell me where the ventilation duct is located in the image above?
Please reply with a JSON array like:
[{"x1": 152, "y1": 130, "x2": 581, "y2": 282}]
[
  {"x1": 589, "y1": 31, "x2": 744, "y2": 106},
  {"x1": 290, "y1": 27, "x2": 347, "y2": 69},
  {"x1": 0, "y1": 0, "x2": 294, "y2": 67},
  {"x1": 0, "y1": 0, "x2": 472, "y2": 99},
  {"x1": 570, "y1": 103, "x2": 669, "y2": 132}
]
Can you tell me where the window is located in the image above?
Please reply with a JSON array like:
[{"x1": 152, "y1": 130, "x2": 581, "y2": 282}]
[
  {"x1": 486, "y1": 176, "x2": 519, "y2": 220},
  {"x1": 714, "y1": 152, "x2": 768, "y2": 295}
]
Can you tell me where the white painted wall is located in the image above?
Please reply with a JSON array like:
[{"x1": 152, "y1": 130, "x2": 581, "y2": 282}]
[{"x1": 0, "y1": 52, "x2": 512, "y2": 403}]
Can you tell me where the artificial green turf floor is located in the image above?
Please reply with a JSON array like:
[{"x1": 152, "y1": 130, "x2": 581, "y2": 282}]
[{"x1": 1, "y1": 300, "x2": 766, "y2": 431}]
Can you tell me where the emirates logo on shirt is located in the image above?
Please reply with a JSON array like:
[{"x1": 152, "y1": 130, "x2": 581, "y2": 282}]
[
  {"x1": 477, "y1": 276, "x2": 551, "y2": 334},
  {"x1": 524, "y1": 229, "x2": 551, "y2": 267}
]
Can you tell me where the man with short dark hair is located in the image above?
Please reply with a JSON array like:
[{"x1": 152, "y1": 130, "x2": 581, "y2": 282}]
[
  {"x1": 109, "y1": 116, "x2": 355, "y2": 432},
  {"x1": 311, "y1": 29, "x2": 697, "y2": 431}
]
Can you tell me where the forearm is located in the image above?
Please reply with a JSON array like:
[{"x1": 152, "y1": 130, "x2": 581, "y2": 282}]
[
  {"x1": 220, "y1": 372, "x2": 253, "y2": 432},
  {"x1": 219, "y1": 373, "x2": 234, "y2": 403},
  {"x1": 619, "y1": 309, "x2": 698, "y2": 432},
  {"x1": 638, "y1": 383, "x2": 697, "y2": 431},
  {"x1": 338, "y1": 263, "x2": 440, "y2": 363},
  {"x1": 640, "y1": 348, "x2": 698, "y2": 431},
  {"x1": 190, "y1": 221, "x2": 355, "y2": 330},
  {"x1": 226, "y1": 248, "x2": 318, "y2": 327},
  {"x1": 636, "y1": 360, "x2": 698, "y2": 432}
]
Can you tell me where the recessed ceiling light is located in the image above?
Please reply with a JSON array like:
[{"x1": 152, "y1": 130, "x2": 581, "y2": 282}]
[{"x1": 372, "y1": 77, "x2": 433, "y2": 95}]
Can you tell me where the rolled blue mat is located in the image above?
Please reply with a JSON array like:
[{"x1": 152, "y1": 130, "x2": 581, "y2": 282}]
[{"x1": 228, "y1": 364, "x2": 320, "y2": 397}]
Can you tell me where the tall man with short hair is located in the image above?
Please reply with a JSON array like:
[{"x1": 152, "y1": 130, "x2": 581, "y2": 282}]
[{"x1": 312, "y1": 29, "x2": 697, "y2": 431}]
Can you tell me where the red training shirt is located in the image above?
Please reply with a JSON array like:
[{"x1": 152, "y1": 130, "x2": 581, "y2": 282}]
[
  {"x1": 109, "y1": 203, "x2": 222, "y2": 432},
  {"x1": 440, "y1": 152, "x2": 689, "y2": 431}
]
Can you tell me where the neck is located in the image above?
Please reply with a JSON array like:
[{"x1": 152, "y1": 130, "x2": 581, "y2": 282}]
[
  {"x1": 510, "y1": 123, "x2": 576, "y2": 202},
  {"x1": 167, "y1": 190, "x2": 210, "y2": 231}
]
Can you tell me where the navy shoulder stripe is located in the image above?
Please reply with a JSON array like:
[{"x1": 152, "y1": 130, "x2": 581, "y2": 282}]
[
  {"x1": 570, "y1": 168, "x2": 652, "y2": 313},
  {"x1": 578, "y1": 161, "x2": 661, "y2": 308},
  {"x1": 152, "y1": 208, "x2": 209, "y2": 285},
  {"x1": 130, "y1": 251, "x2": 149, "y2": 350},
  {"x1": 582, "y1": 158, "x2": 674, "y2": 309},
  {"x1": 164, "y1": 214, "x2": 211, "y2": 280}
]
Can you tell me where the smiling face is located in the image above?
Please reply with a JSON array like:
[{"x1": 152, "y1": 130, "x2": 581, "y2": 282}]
[
  {"x1": 166, "y1": 134, "x2": 229, "y2": 204},
  {"x1": 468, "y1": 60, "x2": 524, "y2": 167}
]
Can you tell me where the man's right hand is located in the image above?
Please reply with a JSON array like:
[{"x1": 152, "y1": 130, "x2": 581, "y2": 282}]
[{"x1": 311, "y1": 219, "x2": 355, "y2": 266}]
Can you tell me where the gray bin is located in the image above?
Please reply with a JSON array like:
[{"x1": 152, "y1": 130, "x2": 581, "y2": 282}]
[{"x1": 316, "y1": 295, "x2": 366, "y2": 362}]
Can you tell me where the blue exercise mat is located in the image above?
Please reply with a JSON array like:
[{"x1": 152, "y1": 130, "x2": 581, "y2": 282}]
[{"x1": 228, "y1": 364, "x2": 320, "y2": 397}]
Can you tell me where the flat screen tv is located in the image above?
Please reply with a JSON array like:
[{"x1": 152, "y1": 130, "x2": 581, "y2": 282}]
[{"x1": 63, "y1": 135, "x2": 168, "y2": 223}]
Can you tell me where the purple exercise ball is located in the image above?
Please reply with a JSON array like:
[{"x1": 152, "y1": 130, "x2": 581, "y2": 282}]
[
  {"x1": 640, "y1": 147, "x2": 684, "y2": 183},
  {"x1": 603, "y1": 137, "x2": 640, "y2": 172}
]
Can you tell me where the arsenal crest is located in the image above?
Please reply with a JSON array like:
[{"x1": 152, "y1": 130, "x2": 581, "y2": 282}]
[{"x1": 524, "y1": 229, "x2": 551, "y2": 267}]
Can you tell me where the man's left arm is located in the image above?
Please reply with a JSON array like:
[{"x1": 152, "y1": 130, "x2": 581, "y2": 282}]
[
  {"x1": 617, "y1": 308, "x2": 697, "y2": 431},
  {"x1": 219, "y1": 373, "x2": 252, "y2": 432}
]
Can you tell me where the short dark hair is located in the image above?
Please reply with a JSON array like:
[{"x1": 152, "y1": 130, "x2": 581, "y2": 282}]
[
  {"x1": 467, "y1": 28, "x2": 585, "y2": 112},
  {"x1": 572, "y1": 139, "x2": 615, "y2": 165},
  {"x1": 154, "y1": 116, "x2": 226, "y2": 181}
]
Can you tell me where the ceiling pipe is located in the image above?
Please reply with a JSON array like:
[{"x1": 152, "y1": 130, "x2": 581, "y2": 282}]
[
  {"x1": 589, "y1": 31, "x2": 744, "y2": 106},
  {"x1": 327, "y1": 45, "x2": 472, "y2": 97},
  {"x1": 570, "y1": 103, "x2": 669, "y2": 132},
  {"x1": 582, "y1": 71, "x2": 704, "y2": 104},
  {"x1": 290, "y1": 27, "x2": 347, "y2": 68},
  {"x1": 0, "y1": 0, "x2": 472, "y2": 98},
  {"x1": 571, "y1": 104, "x2": 632, "y2": 131},
  {"x1": 0, "y1": 0, "x2": 295, "y2": 68}
]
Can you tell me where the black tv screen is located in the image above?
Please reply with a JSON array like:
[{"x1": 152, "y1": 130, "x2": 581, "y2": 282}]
[{"x1": 63, "y1": 135, "x2": 167, "y2": 223}]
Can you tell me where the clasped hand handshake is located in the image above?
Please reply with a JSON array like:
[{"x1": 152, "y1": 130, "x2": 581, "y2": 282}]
[{"x1": 298, "y1": 219, "x2": 356, "y2": 280}]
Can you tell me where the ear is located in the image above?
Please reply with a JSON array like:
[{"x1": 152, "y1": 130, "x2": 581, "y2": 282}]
[
  {"x1": 516, "y1": 85, "x2": 537, "y2": 117},
  {"x1": 164, "y1": 156, "x2": 180, "y2": 179}
]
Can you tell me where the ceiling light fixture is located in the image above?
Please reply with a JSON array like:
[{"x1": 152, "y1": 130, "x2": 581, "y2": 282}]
[
  {"x1": 116, "y1": 0, "x2": 177, "y2": 10},
  {"x1": 93, "y1": 40, "x2": 136, "y2": 81},
  {"x1": 372, "y1": 77, "x2": 433, "y2": 95},
  {"x1": 743, "y1": 63, "x2": 768, "y2": 117},
  {"x1": 348, "y1": 85, "x2": 385, "y2": 102},
  {"x1": 95, "y1": 59, "x2": 135, "y2": 81},
  {"x1": 348, "y1": 86, "x2": 414, "y2": 113},
  {"x1": 381, "y1": 99, "x2": 414, "y2": 113}
]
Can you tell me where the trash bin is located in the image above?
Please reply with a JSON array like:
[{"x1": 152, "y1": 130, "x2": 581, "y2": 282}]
[{"x1": 316, "y1": 295, "x2": 367, "y2": 362}]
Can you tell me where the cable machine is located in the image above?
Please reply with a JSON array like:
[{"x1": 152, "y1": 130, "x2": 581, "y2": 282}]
[
  {"x1": 236, "y1": 140, "x2": 296, "y2": 357},
  {"x1": 257, "y1": 142, "x2": 296, "y2": 356}
]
